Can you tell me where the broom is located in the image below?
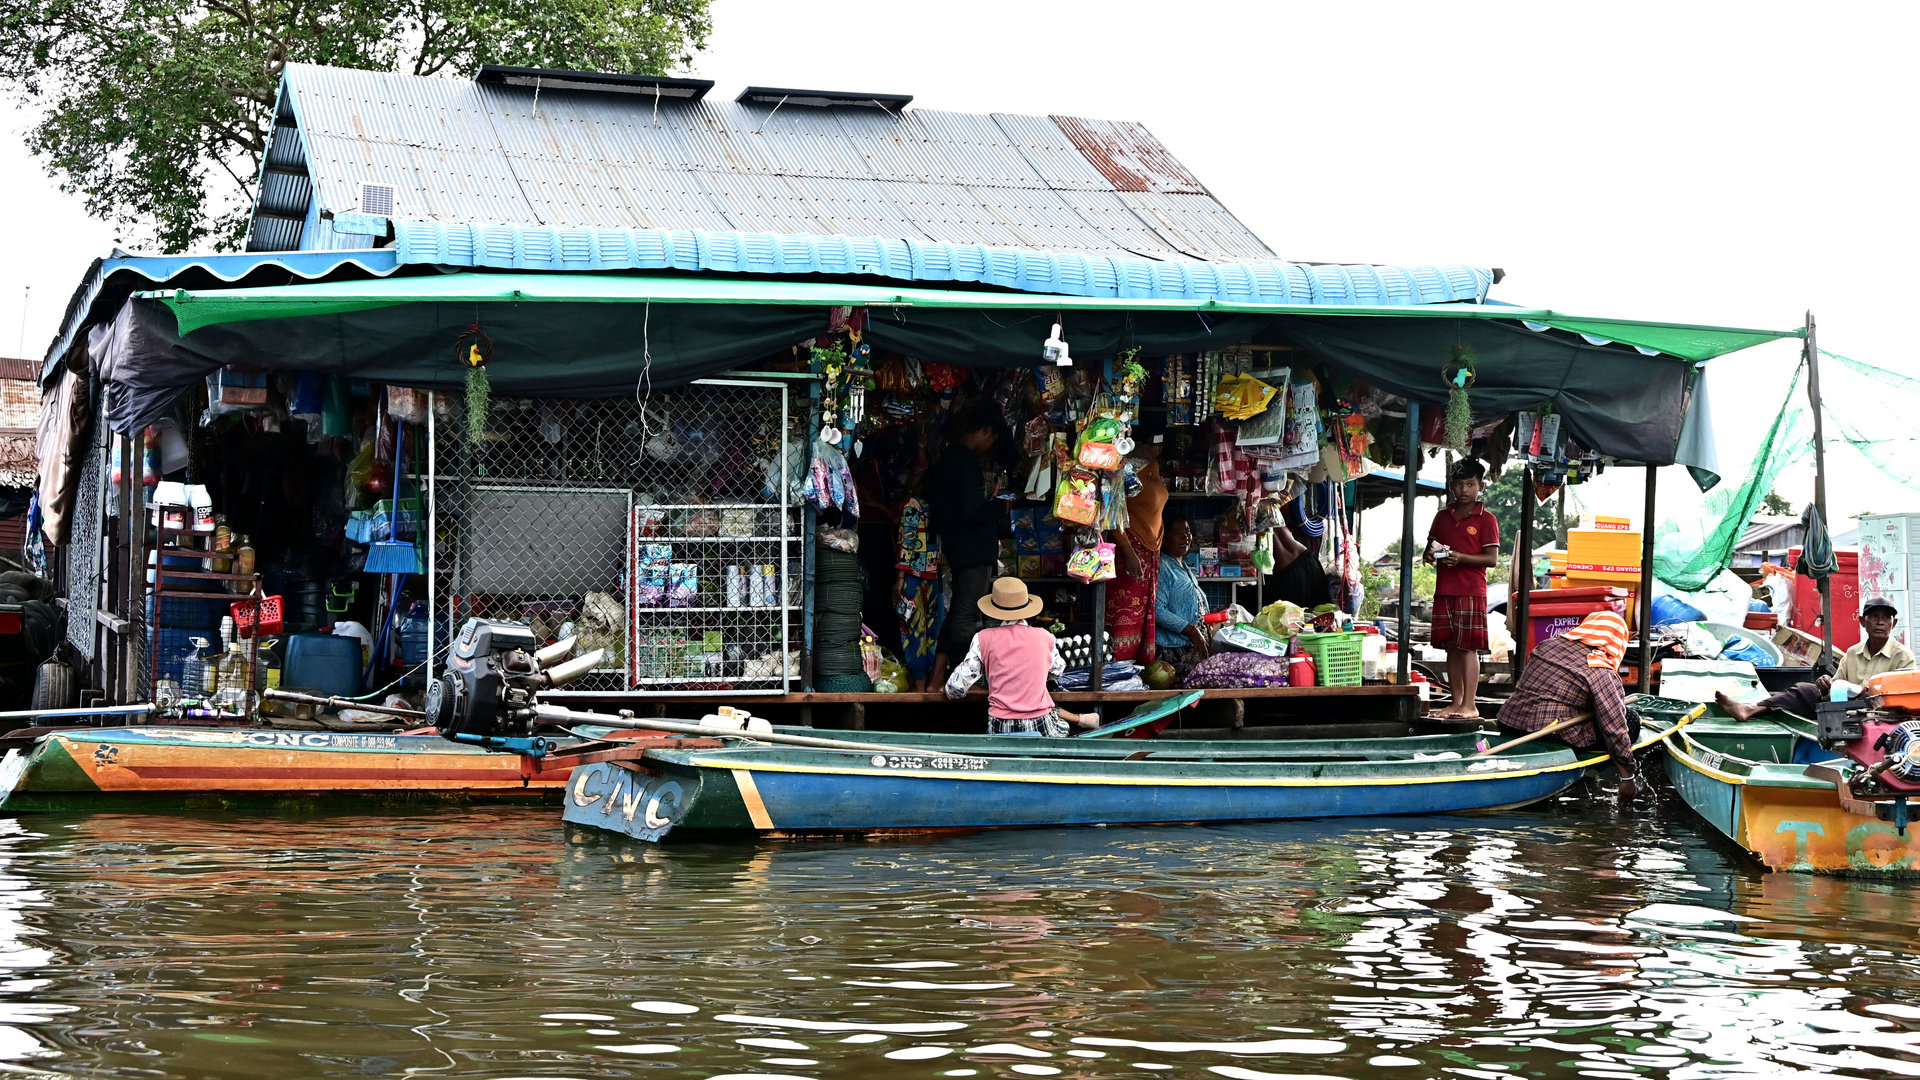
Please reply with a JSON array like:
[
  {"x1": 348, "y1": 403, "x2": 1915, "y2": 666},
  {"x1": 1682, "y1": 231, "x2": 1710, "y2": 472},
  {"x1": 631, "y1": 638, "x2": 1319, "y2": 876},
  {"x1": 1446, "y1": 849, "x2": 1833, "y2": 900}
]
[
  {"x1": 364, "y1": 419, "x2": 418, "y2": 687},
  {"x1": 365, "y1": 418, "x2": 418, "y2": 575}
]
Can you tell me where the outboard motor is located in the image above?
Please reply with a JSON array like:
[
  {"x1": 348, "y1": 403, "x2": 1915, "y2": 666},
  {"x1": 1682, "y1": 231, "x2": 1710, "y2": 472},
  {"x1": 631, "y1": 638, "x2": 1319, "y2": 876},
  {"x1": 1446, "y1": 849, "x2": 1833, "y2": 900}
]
[
  {"x1": 1818, "y1": 694, "x2": 1920, "y2": 795},
  {"x1": 425, "y1": 618, "x2": 605, "y2": 751}
]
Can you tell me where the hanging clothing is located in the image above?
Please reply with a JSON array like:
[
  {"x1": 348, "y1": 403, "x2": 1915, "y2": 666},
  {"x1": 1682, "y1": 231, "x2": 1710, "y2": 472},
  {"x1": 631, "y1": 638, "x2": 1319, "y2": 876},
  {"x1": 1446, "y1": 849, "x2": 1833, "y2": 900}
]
[
  {"x1": 898, "y1": 574, "x2": 945, "y2": 681},
  {"x1": 895, "y1": 497, "x2": 944, "y2": 680},
  {"x1": 1106, "y1": 462, "x2": 1167, "y2": 662}
]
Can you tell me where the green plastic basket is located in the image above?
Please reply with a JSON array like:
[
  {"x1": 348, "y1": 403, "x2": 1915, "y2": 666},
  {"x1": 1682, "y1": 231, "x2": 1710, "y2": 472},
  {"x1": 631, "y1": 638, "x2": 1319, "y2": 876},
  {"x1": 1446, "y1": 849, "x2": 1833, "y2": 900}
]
[{"x1": 1298, "y1": 631, "x2": 1365, "y2": 687}]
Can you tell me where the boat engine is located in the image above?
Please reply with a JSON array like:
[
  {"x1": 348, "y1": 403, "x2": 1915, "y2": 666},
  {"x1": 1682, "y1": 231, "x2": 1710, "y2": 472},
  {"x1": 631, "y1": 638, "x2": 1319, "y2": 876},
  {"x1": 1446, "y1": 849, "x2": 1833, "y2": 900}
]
[
  {"x1": 1817, "y1": 699, "x2": 1920, "y2": 795},
  {"x1": 424, "y1": 618, "x2": 605, "y2": 749}
]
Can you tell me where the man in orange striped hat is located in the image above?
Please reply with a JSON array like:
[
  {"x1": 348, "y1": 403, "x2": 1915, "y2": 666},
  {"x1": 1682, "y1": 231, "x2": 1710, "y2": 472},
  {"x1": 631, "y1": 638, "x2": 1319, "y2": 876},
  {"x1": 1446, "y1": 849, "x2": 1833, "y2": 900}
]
[{"x1": 1496, "y1": 611, "x2": 1638, "y2": 786}]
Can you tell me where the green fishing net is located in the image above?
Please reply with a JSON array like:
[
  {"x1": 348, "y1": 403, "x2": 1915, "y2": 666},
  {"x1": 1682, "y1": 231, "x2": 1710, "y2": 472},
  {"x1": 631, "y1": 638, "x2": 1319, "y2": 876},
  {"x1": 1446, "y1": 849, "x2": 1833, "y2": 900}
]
[
  {"x1": 1652, "y1": 349, "x2": 1920, "y2": 592},
  {"x1": 1653, "y1": 365, "x2": 1811, "y2": 591}
]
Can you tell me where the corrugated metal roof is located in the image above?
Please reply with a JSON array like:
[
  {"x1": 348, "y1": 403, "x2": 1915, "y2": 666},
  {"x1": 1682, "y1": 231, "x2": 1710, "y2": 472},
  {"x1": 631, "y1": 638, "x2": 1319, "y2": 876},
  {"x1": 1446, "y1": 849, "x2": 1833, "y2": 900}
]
[
  {"x1": 391, "y1": 220, "x2": 1492, "y2": 305},
  {"x1": 258, "y1": 63, "x2": 1277, "y2": 262}
]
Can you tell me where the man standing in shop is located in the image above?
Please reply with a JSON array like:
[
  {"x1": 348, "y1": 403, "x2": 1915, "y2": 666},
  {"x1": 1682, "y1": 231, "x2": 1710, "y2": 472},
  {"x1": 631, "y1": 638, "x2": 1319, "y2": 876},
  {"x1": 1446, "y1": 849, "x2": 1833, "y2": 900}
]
[
  {"x1": 927, "y1": 405, "x2": 1005, "y2": 685},
  {"x1": 1426, "y1": 458, "x2": 1500, "y2": 719}
]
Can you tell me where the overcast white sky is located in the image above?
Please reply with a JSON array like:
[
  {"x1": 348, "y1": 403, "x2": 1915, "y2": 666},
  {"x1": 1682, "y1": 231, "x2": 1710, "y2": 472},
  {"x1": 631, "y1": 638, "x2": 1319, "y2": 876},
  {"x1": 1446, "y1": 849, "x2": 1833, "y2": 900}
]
[{"x1": 1, "y1": 0, "x2": 1914, "y2": 544}]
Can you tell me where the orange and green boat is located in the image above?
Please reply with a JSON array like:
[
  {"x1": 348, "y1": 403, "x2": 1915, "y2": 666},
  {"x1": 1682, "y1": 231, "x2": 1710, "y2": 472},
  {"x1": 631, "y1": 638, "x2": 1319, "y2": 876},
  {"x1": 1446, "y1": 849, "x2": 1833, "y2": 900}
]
[
  {"x1": 1646, "y1": 699, "x2": 1920, "y2": 876},
  {"x1": 0, "y1": 725, "x2": 570, "y2": 811}
]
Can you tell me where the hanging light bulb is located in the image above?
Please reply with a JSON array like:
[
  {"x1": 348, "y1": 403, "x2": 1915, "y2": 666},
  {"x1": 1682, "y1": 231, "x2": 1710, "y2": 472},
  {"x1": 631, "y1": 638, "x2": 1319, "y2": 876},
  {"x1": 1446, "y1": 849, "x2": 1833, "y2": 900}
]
[{"x1": 1043, "y1": 322, "x2": 1071, "y2": 366}]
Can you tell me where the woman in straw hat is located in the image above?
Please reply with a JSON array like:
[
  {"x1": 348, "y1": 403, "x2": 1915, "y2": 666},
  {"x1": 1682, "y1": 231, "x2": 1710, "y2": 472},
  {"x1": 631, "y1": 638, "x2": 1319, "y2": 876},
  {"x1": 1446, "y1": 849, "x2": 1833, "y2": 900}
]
[{"x1": 944, "y1": 577, "x2": 1099, "y2": 736}]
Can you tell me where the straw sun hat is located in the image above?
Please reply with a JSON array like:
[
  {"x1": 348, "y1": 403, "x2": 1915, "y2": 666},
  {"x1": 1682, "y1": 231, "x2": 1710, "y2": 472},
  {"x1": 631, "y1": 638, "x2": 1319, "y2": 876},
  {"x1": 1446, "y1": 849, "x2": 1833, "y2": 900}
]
[{"x1": 978, "y1": 576, "x2": 1045, "y2": 621}]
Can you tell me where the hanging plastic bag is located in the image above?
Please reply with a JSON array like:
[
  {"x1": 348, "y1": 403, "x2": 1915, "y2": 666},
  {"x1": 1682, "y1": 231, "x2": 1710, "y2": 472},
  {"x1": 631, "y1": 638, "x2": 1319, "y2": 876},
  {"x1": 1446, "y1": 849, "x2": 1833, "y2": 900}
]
[
  {"x1": 1053, "y1": 470, "x2": 1099, "y2": 526},
  {"x1": 1067, "y1": 541, "x2": 1117, "y2": 583}
]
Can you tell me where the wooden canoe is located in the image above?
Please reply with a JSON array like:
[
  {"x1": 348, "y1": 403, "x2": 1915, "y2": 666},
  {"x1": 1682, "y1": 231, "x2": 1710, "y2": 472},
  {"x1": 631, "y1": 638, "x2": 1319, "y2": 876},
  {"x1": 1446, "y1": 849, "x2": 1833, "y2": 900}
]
[
  {"x1": 557, "y1": 728, "x2": 1596, "y2": 842},
  {"x1": 0, "y1": 726, "x2": 572, "y2": 811},
  {"x1": 1646, "y1": 701, "x2": 1920, "y2": 875}
]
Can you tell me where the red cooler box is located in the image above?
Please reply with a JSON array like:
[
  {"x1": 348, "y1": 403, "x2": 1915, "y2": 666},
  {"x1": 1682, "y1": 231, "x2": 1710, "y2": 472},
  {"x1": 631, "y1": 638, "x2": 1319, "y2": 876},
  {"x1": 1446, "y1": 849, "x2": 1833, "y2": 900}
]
[
  {"x1": 1786, "y1": 547, "x2": 1860, "y2": 652},
  {"x1": 1522, "y1": 587, "x2": 1630, "y2": 658}
]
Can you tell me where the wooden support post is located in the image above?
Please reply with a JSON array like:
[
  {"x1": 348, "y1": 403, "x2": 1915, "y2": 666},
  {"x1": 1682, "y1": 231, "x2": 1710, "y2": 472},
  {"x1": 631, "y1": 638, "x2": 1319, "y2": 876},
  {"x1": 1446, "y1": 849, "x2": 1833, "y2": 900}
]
[
  {"x1": 1638, "y1": 465, "x2": 1657, "y2": 694},
  {"x1": 1398, "y1": 402, "x2": 1419, "y2": 683},
  {"x1": 1514, "y1": 465, "x2": 1534, "y2": 679},
  {"x1": 1091, "y1": 581, "x2": 1106, "y2": 692}
]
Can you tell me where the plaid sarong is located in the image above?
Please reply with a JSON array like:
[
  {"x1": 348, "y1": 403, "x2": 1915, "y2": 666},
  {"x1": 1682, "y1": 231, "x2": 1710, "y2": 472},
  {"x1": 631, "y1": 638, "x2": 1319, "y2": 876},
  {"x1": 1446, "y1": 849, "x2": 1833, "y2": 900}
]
[{"x1": 1431, "y1": 593, "x2": 1488, "y2": 650}]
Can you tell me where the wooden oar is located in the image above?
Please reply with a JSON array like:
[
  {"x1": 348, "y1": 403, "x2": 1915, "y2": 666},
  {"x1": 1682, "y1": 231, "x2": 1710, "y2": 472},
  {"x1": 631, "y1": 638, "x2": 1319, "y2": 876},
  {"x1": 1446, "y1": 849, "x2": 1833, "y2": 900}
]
[{"x1": 1474, "y1": 714, "x2": 1592, "y2": 756}]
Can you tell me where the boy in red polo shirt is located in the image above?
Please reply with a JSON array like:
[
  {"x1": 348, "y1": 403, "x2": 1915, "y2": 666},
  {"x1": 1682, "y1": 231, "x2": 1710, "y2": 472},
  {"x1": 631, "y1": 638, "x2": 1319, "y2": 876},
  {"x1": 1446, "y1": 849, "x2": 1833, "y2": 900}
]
[{"x1": 1425, "y1": 458, "x2": 1500, "y2": 718}]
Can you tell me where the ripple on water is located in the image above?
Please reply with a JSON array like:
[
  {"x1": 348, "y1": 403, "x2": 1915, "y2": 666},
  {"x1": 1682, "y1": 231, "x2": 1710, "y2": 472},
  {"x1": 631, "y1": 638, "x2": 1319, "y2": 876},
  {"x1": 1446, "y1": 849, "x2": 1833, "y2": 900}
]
[
  {"x1": 15, "y1": 806, "x2": 1920, "y2": 1080},
  {"x1": 717, "y1": 1013, "x2": 967, "y2": 1033}
]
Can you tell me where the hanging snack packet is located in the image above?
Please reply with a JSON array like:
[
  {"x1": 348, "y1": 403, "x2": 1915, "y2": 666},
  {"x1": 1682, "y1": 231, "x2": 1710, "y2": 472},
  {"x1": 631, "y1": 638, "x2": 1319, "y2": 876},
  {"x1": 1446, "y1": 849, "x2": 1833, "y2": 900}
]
[
  {"x1": 1066, "y1": 541, "x2": 1117, "y2": 583},
  {"x1": 1053, "y1": 470, "x2": 1099, "y2": 526}
]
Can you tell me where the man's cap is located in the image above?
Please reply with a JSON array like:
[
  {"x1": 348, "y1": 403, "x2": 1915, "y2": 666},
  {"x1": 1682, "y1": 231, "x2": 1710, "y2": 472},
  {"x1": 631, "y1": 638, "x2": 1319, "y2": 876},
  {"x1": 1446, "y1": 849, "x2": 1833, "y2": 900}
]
[{"x1": 1862, "y1": 595, "x2": 1900, "y2": 618}]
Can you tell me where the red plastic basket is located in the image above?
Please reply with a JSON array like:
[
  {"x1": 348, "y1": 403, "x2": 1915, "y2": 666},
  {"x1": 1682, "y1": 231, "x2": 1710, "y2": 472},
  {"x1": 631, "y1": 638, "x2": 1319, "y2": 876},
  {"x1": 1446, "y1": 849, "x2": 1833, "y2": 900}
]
[{"x1": 231, "y1": 595, "x2": 284, "y2": 638}]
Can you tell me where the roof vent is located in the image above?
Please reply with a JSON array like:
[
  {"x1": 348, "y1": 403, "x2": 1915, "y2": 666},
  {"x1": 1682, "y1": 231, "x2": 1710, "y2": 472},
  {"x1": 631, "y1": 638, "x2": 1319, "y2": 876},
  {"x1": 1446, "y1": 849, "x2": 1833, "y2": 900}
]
[
  {"x1": 736, "y1": 86, "x2": 912, "y2": 111},
  {"x1": 357, "y1": 181, "x2": 396, "y2": 217},
  {"x1": 476, "y1": 65, "x2": 714, "y2": 101}
]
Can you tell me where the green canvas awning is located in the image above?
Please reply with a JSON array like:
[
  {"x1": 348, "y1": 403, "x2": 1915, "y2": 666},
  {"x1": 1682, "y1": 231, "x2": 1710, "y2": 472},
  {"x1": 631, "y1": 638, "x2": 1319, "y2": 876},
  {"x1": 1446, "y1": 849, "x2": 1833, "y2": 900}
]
[{"x1": 144, "y1": 272, "x2": 1800, "y2": 364}]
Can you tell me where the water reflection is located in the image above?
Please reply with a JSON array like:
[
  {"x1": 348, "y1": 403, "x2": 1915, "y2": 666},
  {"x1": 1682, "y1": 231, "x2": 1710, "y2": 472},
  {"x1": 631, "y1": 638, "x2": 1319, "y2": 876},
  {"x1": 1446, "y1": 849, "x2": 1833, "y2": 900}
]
[{"x1": 2, "y1": 784, "x2": 1919, "y2": 1078}]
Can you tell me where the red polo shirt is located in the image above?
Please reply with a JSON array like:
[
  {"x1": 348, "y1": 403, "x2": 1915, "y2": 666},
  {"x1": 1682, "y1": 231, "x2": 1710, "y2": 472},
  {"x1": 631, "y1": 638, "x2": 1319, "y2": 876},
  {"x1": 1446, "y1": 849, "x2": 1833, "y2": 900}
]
[{"x1": 1429, "y1": 502, "x2": 1499, "y2": 597}]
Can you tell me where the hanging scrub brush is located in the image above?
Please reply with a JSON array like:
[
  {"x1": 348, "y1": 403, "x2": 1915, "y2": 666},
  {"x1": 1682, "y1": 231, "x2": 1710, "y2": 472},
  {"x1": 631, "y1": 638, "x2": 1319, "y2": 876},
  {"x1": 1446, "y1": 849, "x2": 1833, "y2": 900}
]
[{"x1": 1442, "y1": 344, "x2": 1477, "y2": 453}]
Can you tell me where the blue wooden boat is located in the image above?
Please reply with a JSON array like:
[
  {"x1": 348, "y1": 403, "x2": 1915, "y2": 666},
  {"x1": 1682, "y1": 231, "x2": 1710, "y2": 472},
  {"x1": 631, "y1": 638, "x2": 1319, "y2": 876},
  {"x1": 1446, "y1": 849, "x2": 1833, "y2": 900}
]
[{"x1": 555, "y1": 726, "x2": 1598, "y2": 842}]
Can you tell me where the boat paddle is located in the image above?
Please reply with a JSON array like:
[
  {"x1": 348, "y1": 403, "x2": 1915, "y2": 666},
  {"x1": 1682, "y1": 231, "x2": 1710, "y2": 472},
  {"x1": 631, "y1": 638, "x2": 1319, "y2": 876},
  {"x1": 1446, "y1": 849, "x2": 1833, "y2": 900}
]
[
  {"x1": 1474, "y1": 714, "x2": 1592, "y2": 756},
  {"x1": 531, "y1": 703, "x2": 958, "y2": 759}
]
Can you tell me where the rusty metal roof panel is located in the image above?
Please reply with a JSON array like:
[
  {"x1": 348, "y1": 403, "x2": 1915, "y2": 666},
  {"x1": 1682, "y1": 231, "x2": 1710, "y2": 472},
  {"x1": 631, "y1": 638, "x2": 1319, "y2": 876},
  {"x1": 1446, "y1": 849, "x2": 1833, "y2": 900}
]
[
  {"x1": 988, "y1": 113, "x2": 1113, "y2": 192},
  {"x1": 1051, "y1": 115, "x2": 1207, "y2": 194}
]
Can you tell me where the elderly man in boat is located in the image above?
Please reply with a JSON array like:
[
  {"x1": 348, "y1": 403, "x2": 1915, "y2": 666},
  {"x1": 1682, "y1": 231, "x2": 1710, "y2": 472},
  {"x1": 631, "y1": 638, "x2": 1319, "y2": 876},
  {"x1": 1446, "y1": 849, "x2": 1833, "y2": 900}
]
[
  {"x1": 1715, "y1": 595, "x2": 1916, "y2": 721},
  {"x1": 1496, "y1": 611, "x2": 1639, "y2": 785}
]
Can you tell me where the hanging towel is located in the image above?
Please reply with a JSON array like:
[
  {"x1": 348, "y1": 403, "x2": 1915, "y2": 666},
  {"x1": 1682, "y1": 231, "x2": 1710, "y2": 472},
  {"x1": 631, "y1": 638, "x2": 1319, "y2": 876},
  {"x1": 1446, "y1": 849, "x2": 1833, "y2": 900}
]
[{"x1": 1796, "y1": 504, "x2": 1837, "y2": 581}]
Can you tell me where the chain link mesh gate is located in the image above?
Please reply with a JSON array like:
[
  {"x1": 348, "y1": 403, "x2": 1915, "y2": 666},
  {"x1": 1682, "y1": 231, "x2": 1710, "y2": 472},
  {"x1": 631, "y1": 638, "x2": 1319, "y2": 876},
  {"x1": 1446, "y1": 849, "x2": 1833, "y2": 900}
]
[{"x1": 427, "y1": 380, "x2": 799, "y2": 695}]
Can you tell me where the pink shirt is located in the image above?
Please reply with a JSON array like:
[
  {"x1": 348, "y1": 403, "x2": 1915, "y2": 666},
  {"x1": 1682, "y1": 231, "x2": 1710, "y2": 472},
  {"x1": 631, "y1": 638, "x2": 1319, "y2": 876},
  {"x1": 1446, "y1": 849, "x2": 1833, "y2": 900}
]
[{"x1": 943, "y1": 623, "x2": 1065, "y2": 720}]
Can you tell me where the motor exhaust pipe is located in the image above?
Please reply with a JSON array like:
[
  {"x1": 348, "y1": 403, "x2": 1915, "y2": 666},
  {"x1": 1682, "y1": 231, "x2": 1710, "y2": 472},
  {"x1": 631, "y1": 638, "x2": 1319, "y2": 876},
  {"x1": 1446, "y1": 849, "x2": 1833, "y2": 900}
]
[
  {"x1": 533, "y1": 636, "x2": 579, "y2": 669},
  {"x1": 540, "y1": 649, "x2": 606, "y2": 687}
]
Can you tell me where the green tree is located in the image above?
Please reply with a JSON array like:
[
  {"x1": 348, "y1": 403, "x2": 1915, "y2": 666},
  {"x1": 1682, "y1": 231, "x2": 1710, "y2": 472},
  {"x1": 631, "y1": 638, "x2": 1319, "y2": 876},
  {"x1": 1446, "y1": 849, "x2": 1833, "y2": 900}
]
[
  {"x1": 0, "y1": 0, "x2": 711, "y2": 251},
  {"x1": 1480, "y1": 468, "x2": 1561, "y2": 556},
  {"x1": 1760, "y1": 489, "x2": 1795, "y2": 516}
]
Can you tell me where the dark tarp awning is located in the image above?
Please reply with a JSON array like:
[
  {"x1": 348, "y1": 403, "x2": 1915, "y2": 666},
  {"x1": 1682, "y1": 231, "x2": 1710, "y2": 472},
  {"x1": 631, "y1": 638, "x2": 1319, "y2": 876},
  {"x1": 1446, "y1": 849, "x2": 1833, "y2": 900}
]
[{"x1": 97, "y1": 272, "x2": 1803, "y2": 463}]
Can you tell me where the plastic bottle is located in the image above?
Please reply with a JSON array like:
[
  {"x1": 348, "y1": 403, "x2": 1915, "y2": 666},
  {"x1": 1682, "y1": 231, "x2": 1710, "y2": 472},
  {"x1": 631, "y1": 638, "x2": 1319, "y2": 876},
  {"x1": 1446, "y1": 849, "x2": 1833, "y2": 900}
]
[
  {"x1": 332, "y1": 620, "x2": 374, "y2": 667},
  {"x1": 216, "y1": 642, "x2": 248, "y2": 706}
]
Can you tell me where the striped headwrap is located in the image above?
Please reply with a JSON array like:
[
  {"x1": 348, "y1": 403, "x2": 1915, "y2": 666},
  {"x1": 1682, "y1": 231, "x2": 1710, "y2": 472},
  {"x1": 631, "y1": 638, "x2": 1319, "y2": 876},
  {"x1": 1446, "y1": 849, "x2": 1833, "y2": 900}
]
[{"x1": 1564, "y1": 611, "x2": 1629, "y2": 670}]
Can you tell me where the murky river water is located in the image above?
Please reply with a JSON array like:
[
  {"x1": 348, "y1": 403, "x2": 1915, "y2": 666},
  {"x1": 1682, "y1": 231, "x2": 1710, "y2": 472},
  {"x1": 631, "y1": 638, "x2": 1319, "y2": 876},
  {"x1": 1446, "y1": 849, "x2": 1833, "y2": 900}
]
[{"x1": 5, "y1": 784, "x2": 1920, "y2": 1079}]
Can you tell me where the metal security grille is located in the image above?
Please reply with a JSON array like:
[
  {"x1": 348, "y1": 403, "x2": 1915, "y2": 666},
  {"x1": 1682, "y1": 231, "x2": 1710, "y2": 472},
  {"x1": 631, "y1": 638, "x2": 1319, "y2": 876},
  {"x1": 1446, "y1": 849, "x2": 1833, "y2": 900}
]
[
  {"x1": 66, "y1": 404, "x2": 108, "y2": 660},
  {"x1": 427, "y1": 380, "x2": 800, "y2": 694}
]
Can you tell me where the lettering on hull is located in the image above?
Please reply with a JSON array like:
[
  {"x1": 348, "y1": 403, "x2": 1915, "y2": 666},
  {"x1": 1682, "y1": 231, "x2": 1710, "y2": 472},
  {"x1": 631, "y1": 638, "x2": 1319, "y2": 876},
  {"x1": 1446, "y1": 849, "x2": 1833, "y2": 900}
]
[{"x1": 562, "y1": 762, "x2": 686, "y2": 841}]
